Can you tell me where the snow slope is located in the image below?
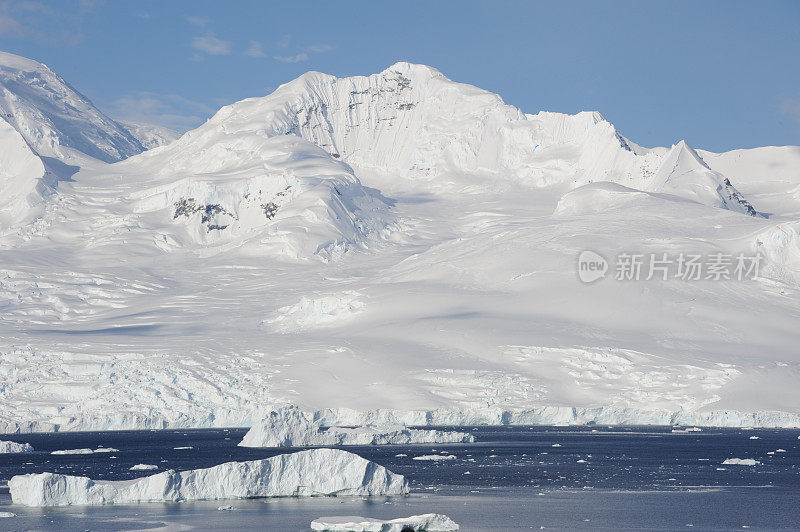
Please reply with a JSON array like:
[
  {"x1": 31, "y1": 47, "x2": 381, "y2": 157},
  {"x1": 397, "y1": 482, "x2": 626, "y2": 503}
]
[
  {"x1": 0, "y1": 51, "x2": 143, "y2": 163},
  {"x1": 0, "y1": 59, "x2": 799, "y2": 432},
  {"x1": 0, "y1": 116, "x2": 47, "y2": 228},
  {"x1": 8, "y1": 448, "x2": 408, "y2": 506}
]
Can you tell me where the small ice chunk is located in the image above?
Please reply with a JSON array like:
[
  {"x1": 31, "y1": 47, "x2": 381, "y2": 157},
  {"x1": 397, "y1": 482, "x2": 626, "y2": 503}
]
[
  {"x1": 749, "y1": 436, "x2": 759, "y2": 440},
  {"x1": 129, "y1": 464, "x2": 158, "y2": 471},
  {"x1": 0, "y1": 512, "x2": 16, "y2": 518},
  {"x1": 310, "y1": 513, "x2": 459, "y2": 531},
  {"x1": 412, "y1": 455, "x2": 456, "y2": 461}
]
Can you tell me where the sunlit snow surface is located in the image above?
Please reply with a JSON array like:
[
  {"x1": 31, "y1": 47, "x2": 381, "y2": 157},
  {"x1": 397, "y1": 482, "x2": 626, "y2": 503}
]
[
  {"x1": 1, "y1": 61, "x2": 800, "y2": 431},
  {"x1": 0, "y1": 426, "x2": 798, "y2": 529}
]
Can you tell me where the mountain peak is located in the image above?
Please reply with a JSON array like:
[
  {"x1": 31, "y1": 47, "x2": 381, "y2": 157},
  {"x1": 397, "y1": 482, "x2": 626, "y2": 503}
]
[{"x1": 380, "y1": 62, "x2": 447, "y2": 81}]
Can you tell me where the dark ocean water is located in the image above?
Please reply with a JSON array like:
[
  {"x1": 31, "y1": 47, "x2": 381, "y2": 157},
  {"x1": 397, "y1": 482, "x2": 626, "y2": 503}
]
[{"x1": 0, "y1": 425, "x2": 798, "y2": 530}]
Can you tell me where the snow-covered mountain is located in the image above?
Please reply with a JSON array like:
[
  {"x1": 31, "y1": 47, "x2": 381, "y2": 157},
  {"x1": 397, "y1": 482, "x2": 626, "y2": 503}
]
[
  {"x1": 1, "y1": 57, "x2": 800, "y2": 432},
  {"x1": 0, "y1": 51, "x2": 143, "y2": 163}
]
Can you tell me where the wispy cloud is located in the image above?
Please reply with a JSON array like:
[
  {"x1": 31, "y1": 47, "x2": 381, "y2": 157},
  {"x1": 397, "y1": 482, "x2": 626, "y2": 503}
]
[
  {"x1": 780, "y1": 98, "x2": 800, "y2": 124},
  {"x1": 276, "y1": 35, "x2": 291, "y2": 48},
  {"x1": 0, "y1": 1, "x2": 83, "y2": 44},
  {"x1": 272, "y1": 42, "x2": 333, "y2": 64},
  {"x1": 185, "y1": 15, "x2": 208, "y2": 28},
  {"x1": 244, "y1": 40, "x2": 266, "y2": 58},
  {"x1": 305, "y1": 44, "x2": 332, "y2": 53},
  {"x1": 108, "y1": 92, "x2": 217, "y2": 133},
  {"x1": 0, "y1": 14, "x2": 24, "y2": 36},
  {"x1": 274, "y1": 52, "x2": 309, "y2": 64},
  {"x1": 191, "y1": 33, "x2": 231, "y2": 56}
]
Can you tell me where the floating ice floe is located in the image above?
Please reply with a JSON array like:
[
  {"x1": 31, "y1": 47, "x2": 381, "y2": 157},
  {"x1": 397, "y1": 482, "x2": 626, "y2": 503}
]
[
  {"x1": 239, "y1": 406, "x2": 474, "y2": 448},
  {"x1": 0, "y1": 512, "x2": 15, "y2": 518},
  {"x1": 0, "y1": 440, "x2": 33, "y2": 453},
  {"x1": 310, "y1": 513, "x2": 459, "y2": 531},
  {"x1": 8, "y1": 448, "x2": 408, "y2": 507},
  {"x1": 51, "y1": 448, "x2": 118, "y2": 455},
  {"x1": 129, "y1": 464, "x2": 158, "y2": 471},
  {"x1": 722, "y1": 458, "x2": 760, "y2": 466},
  {"x1": 412, "y1": 455, "x2": 456, "y2": 461}
]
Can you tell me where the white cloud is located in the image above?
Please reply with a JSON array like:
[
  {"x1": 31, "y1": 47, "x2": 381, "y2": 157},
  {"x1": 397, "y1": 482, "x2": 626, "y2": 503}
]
[
  {"x1": 191, "y1": 33, "x2": 231, "y2": 56},
  {"x1": 274, "y1": 52, "x2": 309, "y2": 63},
  {"x1": 780, "y1": 99, "x2": 800, "y2": 124},
  {"x1": 108, "y1": 92, "x2": 216, "y2": 132},
  {"x1": 244, "y1": 40, "x2": 266, "y2": 58}
]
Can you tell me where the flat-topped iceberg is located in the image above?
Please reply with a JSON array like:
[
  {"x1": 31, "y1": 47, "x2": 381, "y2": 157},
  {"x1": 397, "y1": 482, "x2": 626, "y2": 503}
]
[
  {"x1": 722, "y1": 458, "x2": 760, "y2": 466},
  {"x1": 311, "y1": 513, "x2": 459, "y2": 531},
  {"x1": 239, "y1": 406, "x2": 474, "y2": 448},
  {"x1": 51, "y1": 447, "x2": 118, "y2": 455},
  {"x1": 9, "y1": 448, "x2": 408, "y2": 507},
  {"x1": 0, "y1": 440, "x2": 33, "y2": 453}
]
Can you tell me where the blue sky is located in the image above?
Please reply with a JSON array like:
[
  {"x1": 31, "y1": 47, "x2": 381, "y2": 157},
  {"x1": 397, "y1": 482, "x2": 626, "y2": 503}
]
[{"x1": 1, "y1": 0, "x2": 798, "y2": 151}]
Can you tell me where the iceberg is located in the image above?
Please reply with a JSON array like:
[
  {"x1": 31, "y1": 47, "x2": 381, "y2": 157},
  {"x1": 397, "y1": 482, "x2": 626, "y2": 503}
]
[
  {"x1": 0, "y1": 440, "x2": 33, "y2": 453},
  {"x1": 412, "y1": 455, "x2": 457, "y2": 461},
  {"x1": 239, "y1": 406, "x2": 474, "y2": 448},
  {"x1": 8, "y1": 448, "x2": 408, "y2": 507},
  {"x1": 311, "y1": 513, "x2": 459, "y2": 531}
]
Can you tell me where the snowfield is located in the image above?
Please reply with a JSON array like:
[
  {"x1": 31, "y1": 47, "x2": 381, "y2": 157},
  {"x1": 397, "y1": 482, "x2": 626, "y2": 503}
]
[
  {"x1": 0, "y1": 53, "x2": 799, "y2": 432},
  {"x1": 238, "y1": 406, "x2": 474, "y2": 447},
  {"x1": 8, "y1": 448, "x2": 408, "y2": 506},
  {"x1": 310, "y1": 513, "x2": 459, "y2": 531}
]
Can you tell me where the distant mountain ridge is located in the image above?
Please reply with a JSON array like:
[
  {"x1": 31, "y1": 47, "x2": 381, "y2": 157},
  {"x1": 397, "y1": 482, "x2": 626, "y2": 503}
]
[{"x1": 0, "y1": 51, "x2": 144, "y2": 163}]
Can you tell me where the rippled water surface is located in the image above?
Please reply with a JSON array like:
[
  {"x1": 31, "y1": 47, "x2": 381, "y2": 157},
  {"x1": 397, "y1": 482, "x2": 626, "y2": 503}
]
[{"x1": 1, "y1": 426, "x2": 798, "y2": 530}]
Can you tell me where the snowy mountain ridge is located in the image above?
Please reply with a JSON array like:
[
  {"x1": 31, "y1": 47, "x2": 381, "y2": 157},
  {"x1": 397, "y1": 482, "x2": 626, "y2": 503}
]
[
  {"x1": 0, "y1": 51, "x2": 144, "y2": 164},
  {"x1": 190, "y1": 61, "x2": 756, "y2": 215}
]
